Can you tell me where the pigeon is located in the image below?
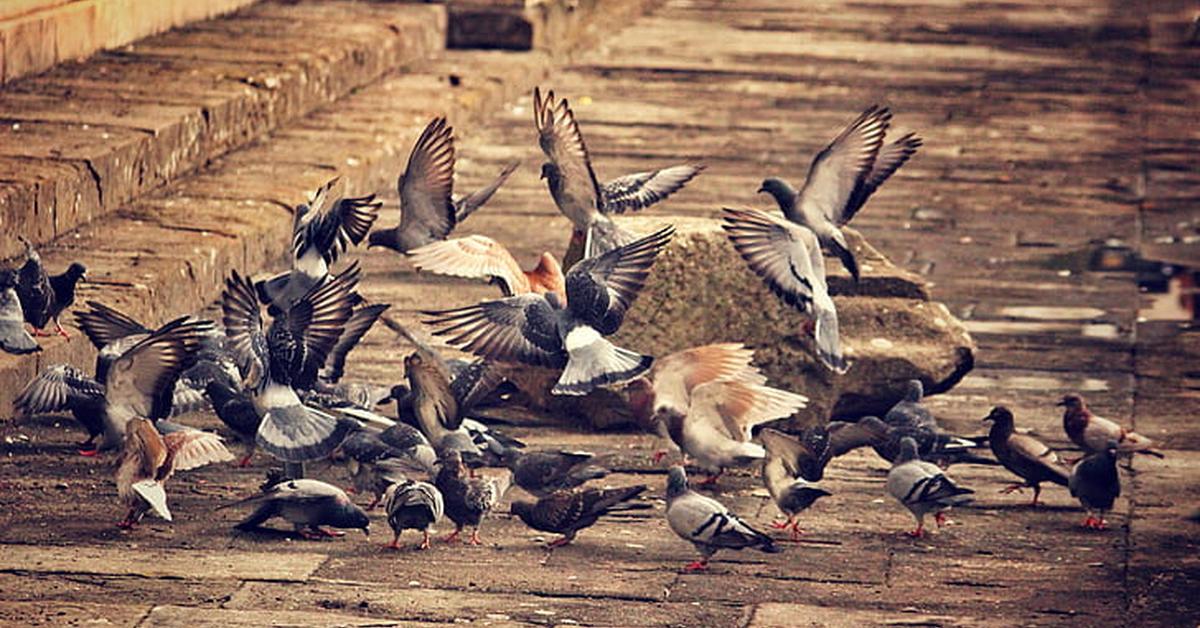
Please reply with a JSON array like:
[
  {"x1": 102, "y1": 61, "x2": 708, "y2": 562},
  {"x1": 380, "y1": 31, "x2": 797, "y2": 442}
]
[
  {"x1": 983, "y1": 406, "x2": 1070, "y2": 506},
  {"x1": 623, "y1": 343, "x2": 768, "y2": 462},
  {"x1": 825, "y1": 416, "x2": 890, "y2": 458},
  {"x1": 1059, "y1": 394, "x2": 1163, "y2": 458},
  {"x1": 757, "y1": 105, "x2": 921, "y2": 281},
  {"x1": 204, "y1": 377, "x2": 261, "y2": 467},
  {"x1": 839, "y1": 415, "x2": 989, "y2": 467},
  {"x1": 403, "y1": 349, "x2": 463, "y2": 452},
  {"x1": 116, "y1": 418, "x2": 233, "y2": 528},
  {"x1": 721, "y1": 207, "x2": 847, "y2": 373},
  {"x1": 511, "y1": 484, "x2": 649, "y2": 548},
  {"x1": 503, "y1": 449, "x2": 609, "y2": 497},
  {"x1": 317, "y1": 302, "x2": 389, "y2": 384},
  {"x1": 221, "y1": 264, "x2": 360, "y2": 463},
  {"x1": 757, "y1": 426, "x2": 832, "y2": 483},
  {"x1": 13, "y1": 364, "x2": 105, "y2": 451},
  {"x1": 408, "y1": 235, "x2": 566, "y2": 302},
  {"x1": 654, "y1": 378, "x2": 808, "y2": 484},
  {"x1": 434, "y1": 449, "x2": 508, "y2": 545},
  {"x1": 384, "y1": 479, "x2": 444, "y2": 550},
  {"x1": 14, "y1": 236, "x2": 86, "y2": 339},
  {"x1": 335, "y1": 426, "x2": 436, "y2": 508},
  {"x1": 256, "y1": 176, "x2": 380, "y2": 308},
  {"x1": 1069, "y1": 442, "x2": 1121, "y2": 530},
  {"x1": 758, "y1": 441, "x2": 832, "y2": 540},
  {"x1": 533, "y1": 87, "x2": 702, "y2": 260},
  {"x1": 424, "y1": 226, "x2": 674, "y2": 396},
  {"x1": 885, "y1": 437, "x2": 974, "y2": 537},
  {"x1": 665, "y1": 466, "x2": 779, "y2": 571},
  {"x1": 0, "y1": 269, "x2": 40, "y2": 354},
  {"x1": 368, "y1": 116, "x2": 519, "y2": 254},
  {"x1": 884, "y1": 380, "x2": 937, "y2": 431},
  {"x1": 221, "y1": 477, "x2": 370, "y2": 538}
]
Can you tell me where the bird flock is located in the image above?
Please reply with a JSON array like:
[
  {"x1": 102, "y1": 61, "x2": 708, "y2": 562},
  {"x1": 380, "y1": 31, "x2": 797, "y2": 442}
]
[{"x1": 4, "y1": 87, "x2": 1165, "y2": 572}]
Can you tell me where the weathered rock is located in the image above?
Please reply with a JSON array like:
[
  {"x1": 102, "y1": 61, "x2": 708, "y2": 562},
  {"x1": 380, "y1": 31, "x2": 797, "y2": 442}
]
[{"x1": 510, "y1": 214, "x2": 975, "y2": 429}]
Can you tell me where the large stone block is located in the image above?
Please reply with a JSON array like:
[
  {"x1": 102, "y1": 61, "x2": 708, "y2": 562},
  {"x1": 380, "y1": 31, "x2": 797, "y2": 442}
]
[{"x1": 506, "y1": 215, "x2": 975, "y2": 429}]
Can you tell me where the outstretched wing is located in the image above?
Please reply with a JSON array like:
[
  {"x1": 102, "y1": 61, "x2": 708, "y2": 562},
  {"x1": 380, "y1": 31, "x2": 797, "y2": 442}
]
[
  {"x1": 689, "y1": 380, "x2": 808, "y2": 442},
  {"x1": 106, "y1": 318, "x2": 216, "y2": 420},
  {"x1": 221, "y1": 271, "x2": 269, "y2": 389},
  {"x1": 408, "y1": 235, "x2": 529, "y2": 296},
  {"x1": 721, "y1": 207, "x2": 826, "y2": 313},
  {"x1": 289, "y1": 263, "x2": 361, "y2": 388},
  {"x1": 423, "y1": 294, "x2": 565, "y2": 368},
  {"x1": 796, "y1": 105, "x2": 889, "y2": 225},
  {"x1": 75, "y1": 301, "x2": 150, "y2": 350},
  {"x1": 842, "y1": 132, "x2": 922, "y2": 224},
  {"x1": 566, "y1": 225, "x2": 674, "y2": 334},
  {"x1": 601, "y1": 164, "x2": 704, "y2": 214},
  {"x1": 294, "y1": 176, "x2": 381, "y2": 265},
  {"x1": 454, "y1": 160, "x2": 520, "y2": 223},
  {"x1": 398, "y1": 117, "x2": 457, "y2": 245},
  {"x1": 14, "y1": 364, "x2": 105, "y2": 419},
  {"x1": 533, "y1": 87, "x2": 604, "y2": 211}
]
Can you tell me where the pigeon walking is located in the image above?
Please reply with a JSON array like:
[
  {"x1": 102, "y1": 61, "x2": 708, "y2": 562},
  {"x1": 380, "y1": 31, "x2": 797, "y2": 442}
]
[
  {"x1": 0, "y1": 269, "x2": 40, "y2": 354},
  {"x1": 434, "y1": 450, "x2": 508, "y2": 545},
  {"x1": 665, "y1": 466, "x2": 779, "y2": 572},
  {"x1": 757, "y1": 104, "x2": 921, "y2": 281},
  {"x1": 759, "y1": 450, "x2": 831, "y2": 540},
  {"x1": 424, "y1": 226, "x2": 674, "y2": 396},
  {"x1": 885, "y1": 437, "x2": 974, "y2": 537},
  {"x1": 408, "y1": 235, "x2": 566, "y2": 302},
  {"x1": 368, "y1": 116, "x2": 519, "y2": 254},
  {"x1": 116, "y1": 418, "x2": 233, "y2": 528},
  {"x1": 14, "y1": 236, "x2": 86, "y2": 339},
  {"x1": 503, "y1": 449, "x2": 609, "y2": 497},
  {"x1": 721, "y1": 207, "x2": 847, "y2": 373},
  {"x1": 983, "y1": 406, "x2": 1070, "y2": 506},
  {"x1": 511, "y1": 484, "x2": 649, "y2": 548},
  {"x1": 1069, "y1": 442, "x2": 1121, "y2": 530},
  {"x1": 221, "y1": 477, "x2": 370, "y2": 539},
  {"x1": 384, "y1": 479, "x2": 443, "y2": 550},
  {"x1": 1059, "y1": 394, "x2": 1163, "y2": 458}
]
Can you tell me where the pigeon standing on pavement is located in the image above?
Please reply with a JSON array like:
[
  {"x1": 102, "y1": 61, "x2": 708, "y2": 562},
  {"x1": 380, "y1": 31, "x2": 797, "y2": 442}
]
[
  {"x1": 434, "y1": 449, "x2": 507, "y2": 545},
  {"x1": 221, "y1": 477, "x2": 370, "y2": 538},
  {"x1": 665, "y1": 466, "x2": 779, "y2": 571},
  {"x1": 384, "y1": 479, "x2": 443, "y2": 550},
  {"x1": 1069, "y1": 442, "x2": 1121, "y2": 530},
  {"x1": 424, "y1": 226, "x2": 674, "y2": 396},
  {"x1": 533, "y1": 87, "x2": 702, "y2": 261},
  {"x1": 503, "y1": 449, "x2": 609, "y2": 497},
  {"x1": 884, "y1": 380, "x2": 936, "y2": 430},
  {"x1": 0, "y1": 269, "x2": 40, "y2": 354},
  {"x1": 408, "y1": 235, "x2": 566, "y2": 303},
  {"x1": 721, "y1": 207, "x2": 847, "y2": 373},
  {"x1": 885, "y1": 437, "x2": 974, "y2": 537},
  {"x1": 758, "y1": 105, "x2": 921, "y2": 281},
  {"x1": 116, "y1": 418, "x2": 233, "y2": 528},
  {"x1": 1059, "y1": 394, "x2": 1164, "y2": 458},
  {"x1": 983, "y1": 406, "x2": 1070, "y2": 506},
  {"x1": 758, "y1": 427, "x2": 833, "y2": 539},
  {"x1": 368, "y1": 116, "x2": 519, "y2": 254},
  {"x1": 14, "y1": 236, "x2": 86, "y2": 339},
  {"x1": 511, "y1": 484, "x2": 649, "y2": 548}
]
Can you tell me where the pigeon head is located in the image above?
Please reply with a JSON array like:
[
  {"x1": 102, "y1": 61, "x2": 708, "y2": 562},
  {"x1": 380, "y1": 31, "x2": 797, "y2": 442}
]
[
  {"x1": 65, "y1": 262, "x2": 87, "y2": 282},
  {"x1": 982, "y1": 406, "x2": 1014, "y2": 427},
  {"x1": 1057, "y1": 394, "x2": 1085, "y2": 411},
  {"x1": 902, "y1": 379, "x2": 924, "y2": 402},
  {"x1": 0, "y1": 269, "x2": 16, "y2": 288},
  {"x1": 539, "y1": 162, "x2": 558, "y2": 180},
  {"x1": 757, "y1": 177, "x2": 796, "y2": 207},
  {"x1": 895, "y1": 436, "x2": 921, "y2": 463},
  {"x1": 331, "y1": 496, "x2": 371, "y2": 536},
  {"x1": 621, "y1": 378, "x2": 655, "y2": 424},
  {"x1": 666, "y1": 465, "x2": 689, "y2": 499}
]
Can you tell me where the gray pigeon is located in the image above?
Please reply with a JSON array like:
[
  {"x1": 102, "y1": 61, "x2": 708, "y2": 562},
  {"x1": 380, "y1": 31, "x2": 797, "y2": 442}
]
[
  {"x1": 257, "y1": 176, "x2": 380, "y2": 308},
  {"x1": 665, "y1": 466, "x2": 779, "y2": 571},
  {"x1": 222, "y1": 477, "x2": 370, "y2": 538},
  {"x1": 384, "y1": 479, "x2": 444, "y2": 550},
  {"x1": 759, "y1": 429, "x2": 833, "y2": 539},
  {"x1": 434, "y1": 449, "x2": 508, "y2": 545},
  {"x1": 0, "y1": 269, "x2": 40, "y2": 354},
  {"x1": 503, "y1": 449, "x2": 609, "y2": 497},
  {"x1": 886, "y1": 437, "x2": 974, "y2": 537},
  {"x1": 1069, "y1": 442, "x2": 1120, "y2": 530},
  {"x1": 14, "y1": 236, "x2": 86, "y2": 339},
  {"x1": 424, "y1": 226, "x2": 674, "y2": 396},
  {"x1": 983, "y1": 406, "x2": 1070, "y2": 506},
  {"x1": 721, "y1": 207, "x2": 847, "y2": 373},
  {"x1": 368, "y1": 117, "x2": 518, "y2": 254},
  {"x1": 335, "y1": 426, "x2": 437, "y2": 508},
  {"x1": 511, "y1": 484, "x2": 649, "y2": 548},
  {"x1": 884, "y1": 380, "x2": 937, "y2": 430},
  {"x1": 758, "y1": 105, "x2": 921, "y2": 281}
]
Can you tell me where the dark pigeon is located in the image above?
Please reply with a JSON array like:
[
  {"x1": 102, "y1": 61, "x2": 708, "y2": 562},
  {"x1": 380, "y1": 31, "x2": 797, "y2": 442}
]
[
  {"x1": 983, "y1": 406, "x2": 1070, "y2": 506},
  {"x1": 205, "y1": 377, "x2": 261, "y2": 467},
  {"x1": 1069, "y1": 442, "x2": 1120, "y2": 530},
  {"x1": 384, "y1": 479, "x2": 443, "y2": 550},
  {"x1": 14, "y1": 364, "x2": 105, "y2": 451},
  {"x1": 511, "y1": 484, "x2": 649, "y2": 548},
  {"x1": 504, "y1": 449, "x2": 609, "y2": 497},
  {"x1": 434, "y1": 450, "x2": 508, "y2": 545},
  {"x1": 15, "y1": 237, "x2": 86, "y2": 339}
]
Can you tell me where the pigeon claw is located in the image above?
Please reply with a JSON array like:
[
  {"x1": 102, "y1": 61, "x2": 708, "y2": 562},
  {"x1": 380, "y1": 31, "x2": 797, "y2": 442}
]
[
  {"x1": 1081, "y1": 516, "x2": 1108, "y2": 530},
  {"x1": 651, "y1": 450, "x2": 668, "y2": 464},
  {"x1": 442, "y1": 530, "x2": 461, "y2": 544},
  {"x1": 906, "y1": 523, "x2": 926, "y2": 538},
  {"x1": 237, "y1": 455, "x2": 253, "y2": 468},
  {"x1": 78, "y1": 448, "x2": 99, "y2": 457},
  {"x1": 420, "y1": 531, "x2": 431, "y2": 550},
  {"x1": 682, "y1": 560, "x2": 709, "y2": 572},
  {"x1": 467, "y1": 530, "x2": 482, "y2": 546},
  {"x1": 697, "y1": 470, "x2": 722, "y2": 486},
  {"x1": 934, "y1": 512, "x2": 948, "y2": 528},
  {"x1": 547, "y1": 536, "x2": 572, "y2": 548},
  {"x1": 386, "y1": 536, "x2": 402, "y2": 550}
]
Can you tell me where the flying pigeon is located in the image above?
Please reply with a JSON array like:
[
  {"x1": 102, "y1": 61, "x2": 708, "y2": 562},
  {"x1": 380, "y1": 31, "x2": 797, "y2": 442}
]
[
  {"x1": 885, "y1": 437, "x2": 974, "y2": 537},
  {"x1": 221, "y1": 264, "x2": 360, "y2": 464},
  {"x1": 204, "y1": 377, "x2": 261, "y2": 467},
  {"x1": 434, "y1": 449, "x2": 508, "y2": 545},
  {"x1": 503, "y1": 449, "x2": 609, "y2": 497},
  {"x1": 116, "y1": 417, "x2": 233, "y2": 528},
  {"x1": 384, "y1": 479, "x2": 444, "y2": 550},
  {"x1": 1059, "y1": 394, "x2": 1163, "y2": 458},
  {"x1": 1069, "y1": 442, "x2": 1120, "y2": 530},
  {"x1": 256, "y1": 176, "x2": 380, "y2": 308},
  {"x1": 424, "y1": 226, "x2": 675, "y2": 396},
  {"x1": 221, "y1": 477, "x2": 370, "y2": 538},
  {"x1": 14, "y1": 236, "x2": 86, "y2": 339},
  {"x1": 758, "y1": 434, "x2": 832, "y2": 540},
  {"x1": 368, "y1": 116, "x2": 519, "y2": 254},
  {"x1": 408, "y1": 235, "x2": 566, "y2": 302},
  {"x1": 533, "y1": 87, "x2": 702, "y2": 260},
  {"x1": 983, "y1": 406, "x2": 1070, "y2": 506},
  {"x1": 665, "y1": 466, "x2": 779, "y2": 571},
  {"x1": 511, "y1": 484, "x2": 649, "y2": 548},
  {"x1": 758, "y1": 105, "x2": 921, "y2": 281},
  {"x1": 0, "y1": 269, "x2": 40, "y2": 354},
  {"x1": 721, "y1": 207, "x2": 847, "y2": 373}
]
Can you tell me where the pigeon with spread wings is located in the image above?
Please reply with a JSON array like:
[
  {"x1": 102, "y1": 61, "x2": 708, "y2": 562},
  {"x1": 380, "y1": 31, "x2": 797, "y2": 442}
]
[
  {"x1": 116, "y1": 418, "x2": 233, "y2": 528},
  {"x1": 424, "y1": 225, "x2": 674, "y2": 396},
  {"x1": 759, "y1": 105, "x2": 921, "y2": 282},
  {"x1": 533, "y1": 88, "x2": 702, "y2": 260},
  {"x1": 408, "y1": 235, "x2": 566, "y2": 303},
  {"x1": 221, "y1": 264, "x2": 360, "y2": 463},
  {"x1": 722, "y1": 207, "x2": 847, "y2": 373}
]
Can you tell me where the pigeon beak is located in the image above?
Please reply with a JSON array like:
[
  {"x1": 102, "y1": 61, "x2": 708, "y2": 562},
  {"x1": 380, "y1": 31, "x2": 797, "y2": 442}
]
[
  {"x1": 1055, "y1": 400, "x2": 1067, "y2": 407},
  {"x1": 756, "y1": 186, "x2": 767, "y2": 194},
  {"x1": 361, "y1": 526, "x2": 370, "y2": 537}
]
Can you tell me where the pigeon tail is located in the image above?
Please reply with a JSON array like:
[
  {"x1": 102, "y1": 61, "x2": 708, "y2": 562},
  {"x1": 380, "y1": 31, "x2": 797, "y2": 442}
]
[
  {"x1": 827, "y1": 233, "x2": 860, "y2": 283},
  {"x1": 256, "y1": 402, "x2": 355, "y2": 462},
  {"x1": 554, "y1": 328, "x2": 652, "y2": 396}
]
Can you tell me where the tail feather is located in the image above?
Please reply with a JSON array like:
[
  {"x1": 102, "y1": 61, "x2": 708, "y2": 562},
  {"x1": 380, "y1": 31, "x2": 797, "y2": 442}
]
[
  {"x1": 256, "y1": 404, "x2": 355, "y2": 462},
  {"x1": 828, "y1": 236, "x2": 859, "y2": 283},
  {"x1": 554, "y1": 332, "x2": 652, "y2": 396}
]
